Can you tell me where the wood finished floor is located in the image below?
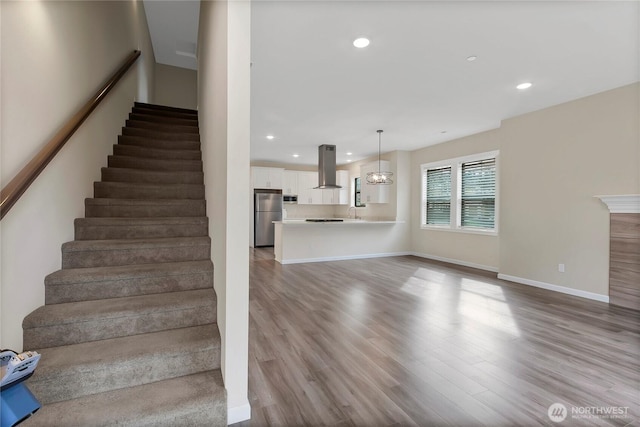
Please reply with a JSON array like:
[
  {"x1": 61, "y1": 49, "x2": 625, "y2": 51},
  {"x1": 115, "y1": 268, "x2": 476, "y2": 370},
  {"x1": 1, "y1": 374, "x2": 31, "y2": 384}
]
[{"x1": 237, "y1": 249, "x2": 639, "y2": 426}]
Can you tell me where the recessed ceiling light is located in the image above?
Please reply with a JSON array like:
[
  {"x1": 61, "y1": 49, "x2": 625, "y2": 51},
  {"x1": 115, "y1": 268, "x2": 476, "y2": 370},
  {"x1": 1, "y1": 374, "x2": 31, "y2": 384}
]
[
  {"x1": 353, "y1": 38, "x2": 370, "y2": 48},
  {"x1": 441, "y1": 130, "x2": 447, "y2": 134},
  {"x1": 347, "y1": 159, "x2": 352, "y2": 162},
  {"x1": 466, "y1": 55, "x2": 477, "y2": 62},
  {"x1": 292, "y1": 154, "x2": 299, "y2": 158},
  {"x1": 266, "y1": 135, "x2": 275, "y2": 140},
  {"x1": 346, "y1": 152, "x2": 353, "y2": 156},
  {"x1": 516, "y1": 82, "x2": 533, "y2": 90}
]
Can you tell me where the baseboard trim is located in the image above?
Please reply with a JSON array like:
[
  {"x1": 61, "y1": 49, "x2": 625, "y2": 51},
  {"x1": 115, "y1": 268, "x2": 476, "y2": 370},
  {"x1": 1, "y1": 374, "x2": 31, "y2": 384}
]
[
  {"x1": 228, "y1": 401, "x2": 251, "y2": 425},
  {"x1": 410, "y1": 252, "x2": 499, "y2": 273},
  {"x1": 497, "y1": 273, "x2": 610, "y2": 303},
  {"x1": 280, "y1": 251, "x2": 411, "y2": 265}
]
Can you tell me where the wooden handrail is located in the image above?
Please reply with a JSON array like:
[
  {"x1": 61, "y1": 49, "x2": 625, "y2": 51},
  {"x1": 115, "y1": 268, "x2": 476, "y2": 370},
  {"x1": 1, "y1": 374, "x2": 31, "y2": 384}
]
[{"x1": 0, "y1": 50, "x2": 141, "y2": 220}]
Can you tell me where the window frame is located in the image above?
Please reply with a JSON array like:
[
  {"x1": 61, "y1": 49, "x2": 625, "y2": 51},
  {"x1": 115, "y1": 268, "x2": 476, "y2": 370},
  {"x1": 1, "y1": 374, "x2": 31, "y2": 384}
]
[
  {"x1": 420, "y1": 150, "x2": 499, "y2": 236},
  {"x1": 354, "y1": 177, "x2": 366, "y2": 207}
]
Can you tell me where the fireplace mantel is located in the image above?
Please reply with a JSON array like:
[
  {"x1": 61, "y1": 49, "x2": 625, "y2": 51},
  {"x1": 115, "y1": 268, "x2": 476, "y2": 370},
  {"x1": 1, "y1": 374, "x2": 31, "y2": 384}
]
[
  {"x1": 596, "y1": 194, "x2": 639, "y2": 311},
  {"x1": 596, "y1": 194, "x2": 640, "y2": 213}
]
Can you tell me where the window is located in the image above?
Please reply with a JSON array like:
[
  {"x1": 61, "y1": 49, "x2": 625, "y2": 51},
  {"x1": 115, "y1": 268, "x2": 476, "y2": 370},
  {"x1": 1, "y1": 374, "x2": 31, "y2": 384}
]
[
  {"x1": 421, "y1": 151, "x2": 498, "y2": 234},
  {"x1": 424, "y1": 166, "x2": 451, "y2": 225},
  {"x1": 461, "y1": 158, "x2": 496, "y2": 229},
  {"x1": 354, "y1": 177, "x2": 366, "y2": 207}
]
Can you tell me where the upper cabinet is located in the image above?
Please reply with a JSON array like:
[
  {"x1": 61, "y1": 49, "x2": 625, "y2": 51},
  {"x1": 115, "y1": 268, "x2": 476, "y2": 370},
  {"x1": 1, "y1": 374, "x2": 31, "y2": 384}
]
[
  {"x1": 283, "y1": 171, "x2": 298, "y2": 196},
  {"x1": 251, "y1": 167, "x2": 350, "y2": 205},
  {"x1": 319, "y1": 170, "x2": 349, "y2": 205},
  {"x1": 360, "y1": 161, "x2": 390, "y2": 204},
  {"x1": 297, "y1": 171, "x2": 323, "y2": 204},
  {"x1": 251, "y1": 167, "x2": 284, "y2": 189}
]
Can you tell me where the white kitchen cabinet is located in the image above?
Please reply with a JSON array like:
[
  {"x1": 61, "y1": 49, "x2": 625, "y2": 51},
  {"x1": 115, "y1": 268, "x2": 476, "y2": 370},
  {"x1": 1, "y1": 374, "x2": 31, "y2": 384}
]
[
  {"x1": 322, "y1": 189, "x2": 337, "y2": 204},
  {"x1": 360, "y1": 161, "x2": 390, "y2": 203},
  {"x1": 297, "y1": 171, "x2": 323, "y2": 204},
  {"x1": 322, "y1": 170, "x2": 350, "y2": 205},
  {"x1": 251, "y1": 167, "x2": 284, "y2": 189},
  {"x1": 283, "y1": 171, "x2": 298, "y2": 195}
]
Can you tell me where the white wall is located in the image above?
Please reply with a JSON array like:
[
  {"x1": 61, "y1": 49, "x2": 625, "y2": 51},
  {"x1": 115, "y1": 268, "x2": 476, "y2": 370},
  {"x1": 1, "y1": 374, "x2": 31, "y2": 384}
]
[
  {"x1": 408, "y1": 83, "x2": 639, "y2": 297},
  {"x1": 0, "y1": 0, "x2": 155, "y2": 351},
  {"x1": 499, "y1": 83, "x2": 639, "y2": 297},
  {"x1": 198, "y1": 0, "x2": 251, "y2": 423},
  {"x1": 410, "y1": 129, "x2": 501, "y2": 271},
  {"x1": 155, "y1": 63, "x2": 197, "y2": 109}
]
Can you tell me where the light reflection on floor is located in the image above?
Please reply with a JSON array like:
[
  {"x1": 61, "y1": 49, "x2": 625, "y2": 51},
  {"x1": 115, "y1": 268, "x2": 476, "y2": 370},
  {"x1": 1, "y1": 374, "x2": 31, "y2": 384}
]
[{"x1": 401, "y1": 268, "x2": 520, "y2": 337}]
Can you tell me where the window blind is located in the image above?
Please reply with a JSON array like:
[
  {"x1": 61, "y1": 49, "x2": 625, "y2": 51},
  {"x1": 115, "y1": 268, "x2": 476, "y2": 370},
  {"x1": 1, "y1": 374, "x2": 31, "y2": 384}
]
[
  {"x1": 461, "y1": 158, "x2": 496, "y2": 229},
  {"x1": 425, "y1": 166, "x2": 451, "y2": 225}
]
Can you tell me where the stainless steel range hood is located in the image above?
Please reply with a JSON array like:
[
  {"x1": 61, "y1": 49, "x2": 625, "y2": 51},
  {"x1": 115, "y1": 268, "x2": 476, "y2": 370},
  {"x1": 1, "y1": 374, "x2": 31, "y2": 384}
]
[{"x1": 315, "y1": 144, "x2": 342, "y2": 189}]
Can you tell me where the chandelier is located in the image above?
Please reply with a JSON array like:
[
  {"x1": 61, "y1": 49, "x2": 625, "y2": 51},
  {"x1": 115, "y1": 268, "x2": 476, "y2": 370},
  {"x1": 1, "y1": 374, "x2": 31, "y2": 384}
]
[{"x1": 366, "y1": 130, "x2": 393, "y2": 185}]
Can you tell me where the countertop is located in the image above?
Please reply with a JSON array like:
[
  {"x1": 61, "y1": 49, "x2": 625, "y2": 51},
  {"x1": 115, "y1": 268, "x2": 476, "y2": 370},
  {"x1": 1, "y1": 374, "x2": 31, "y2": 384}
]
[{"x1": 274, "y1": 218, "x2": 404, "y2": 225}]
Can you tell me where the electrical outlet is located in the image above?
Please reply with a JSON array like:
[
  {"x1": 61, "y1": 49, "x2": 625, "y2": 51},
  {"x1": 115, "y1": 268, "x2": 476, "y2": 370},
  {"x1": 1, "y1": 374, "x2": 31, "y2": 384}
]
[{"x1": 558, "y1": 263, "x2": 565, "y2": 273}]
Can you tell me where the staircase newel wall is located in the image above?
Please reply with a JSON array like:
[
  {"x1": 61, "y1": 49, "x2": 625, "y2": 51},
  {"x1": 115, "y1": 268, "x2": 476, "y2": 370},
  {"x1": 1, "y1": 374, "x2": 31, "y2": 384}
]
[
  {"x1": 0, "y1": 0, "x2": 155, "y2": 350},
  {"x1": 198, "y1": 0, "x2": 252, "y2": 423}
]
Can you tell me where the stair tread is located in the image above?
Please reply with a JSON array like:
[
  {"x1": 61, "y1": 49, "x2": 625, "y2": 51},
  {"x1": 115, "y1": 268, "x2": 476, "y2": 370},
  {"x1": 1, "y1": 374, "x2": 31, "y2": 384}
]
[
  {"x1": 22, "y1": 370, "x2": 225, "y2": 427},
  {"x1": 108, "y1": 155, "x2": 203, "y2": 171},
  {"x1": 62, "y1": 236, "x2": 210, "y2": 252},
  {"x1": 134, "y1": 102, "x2": 198, "y2": 115},
  {"x1": 126, "y1": 119, "x2": 200, "y2": 133},
  {"x1": 95, "y1": 181, "x2": 204, "y2": 189},
  {"x1": 129, "y1": 113, "x2": 198, "y2": 126},
  {"x1": 28, "y1": 325, "x2": 220, "y2": 404},
  {"x1": 101, "y1": 167, "x2": 204, "y2": 176},
  {"x1": 118, "y1": 134, "x2": 201, "y2": 149},
  {"x1": 74, "y1": 216, "x2": 207, "y2": 226},
  {"x1": 23, "y1": 289, "x2": 215, "y2": 329},
  {"x1": 108, "y1": 155, "x2": 202, "y2": 166},
  {"x1": 32, "y1": 324, "x2": 219, "y2": 377},
  {"x1": 85, "y1": 198, "x2": 204, "y2": 206},
  {"x1": 113, "y1": 144, "x2": 201, "y2": 160},
  {"x1": 46, "y1": 259, "x2": 213, "y2": 285},
  {"x1": 84, "y1": 198, "x2": 207, "y2": 218},
  {"x1": 122, "y1": 127, "x2": 200, "y2": 142}
]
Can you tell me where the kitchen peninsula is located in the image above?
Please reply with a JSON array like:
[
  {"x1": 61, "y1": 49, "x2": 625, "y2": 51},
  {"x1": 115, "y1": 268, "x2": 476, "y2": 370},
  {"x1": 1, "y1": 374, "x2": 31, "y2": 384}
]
[{"x1": 273, "y1": 219, "x2": 406, "y2": 264}]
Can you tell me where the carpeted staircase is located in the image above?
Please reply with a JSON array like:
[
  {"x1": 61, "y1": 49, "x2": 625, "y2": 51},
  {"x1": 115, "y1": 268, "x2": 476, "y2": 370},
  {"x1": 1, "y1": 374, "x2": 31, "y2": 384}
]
[{"x1": 21, "y1": 102, "x2": 226, "y2": 426}]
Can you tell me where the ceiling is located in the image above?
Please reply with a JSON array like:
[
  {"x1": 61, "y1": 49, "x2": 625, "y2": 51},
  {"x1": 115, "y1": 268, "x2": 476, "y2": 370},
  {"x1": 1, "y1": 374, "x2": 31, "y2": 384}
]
[
  {"x1": 145, "y1": 1, "x2": 639, "y2": 166},
  {"x1": 143, "y1": 0, "x2": 200, "y2": 70}
]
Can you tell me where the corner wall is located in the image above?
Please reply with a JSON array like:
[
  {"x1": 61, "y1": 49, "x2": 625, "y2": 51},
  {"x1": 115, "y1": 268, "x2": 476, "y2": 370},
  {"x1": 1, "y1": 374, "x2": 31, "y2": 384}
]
[
  {"x1": 499, "y1": 83, "x2": 639, "y2": 297},
  {"x1": 0, "y1": 0, "x2": 155, "y2": 350},
  {"x1": 408, "y1": 82, "x2": 639, "y2": 298},
  {"x1": 155, "y1": 63, "x2": 197, "y2": 109},
  {"x1": 198, "y1": 0, "x2": 251, "y2": 423},
  {"x1": 410, "y1": 129, "x2": 501, "y2": 271}
]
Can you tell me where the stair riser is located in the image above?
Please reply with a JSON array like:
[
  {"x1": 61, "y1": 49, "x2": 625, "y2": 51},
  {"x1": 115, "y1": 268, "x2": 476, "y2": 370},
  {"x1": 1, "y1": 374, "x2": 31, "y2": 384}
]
[
  {"x1": 132, "y1": 106, "x2": 199, "y2": 120},
  {"x1": 101, "y1": 168, "x2": 204, "y2": 185},
  {"x1": 108, "y1": 156, "x2": 203, "y2": 172},
  {"x1": 62, "y1": 244, "x2": 210, "y2": 268},
  {"x1": 46, "y1": 270, "x2": 213, "y2": 304},
  {"x1": 94, "y1": 183, "x2": 204, "y2": 200},
  {"x1": 118, "y1": 135, "x2": 201, "y2": 151},
  {"x1": 30, "y1": 344, "x2": 220, "y2": 404},
  {"x1": 123, "y1": 127, "x2": 200, "y2": 142},
  {"x1": 85, "y1": 200, "x2": 206, "y2": 218},
  {"x1": 129, "y1": 113, "x2": 198, "y2": 127},
  {"x1": 23, "y1": 306, "x2": 216, "y2": 349},
  {"x1": 21, "y1": 371, "x2": 226, "y2": 427},
  {"x1": 113, "y1": 144, "x2": 201, "y2": 160},
  {"x1": 126, "y1": 120, "x2": 200, "y2": 135},
  {"x1": 75, "y1": 222, "x2": 208, "y2": 240},
  {"x1": 134, "y1": 102, "x2": 197, "y2": 115}
]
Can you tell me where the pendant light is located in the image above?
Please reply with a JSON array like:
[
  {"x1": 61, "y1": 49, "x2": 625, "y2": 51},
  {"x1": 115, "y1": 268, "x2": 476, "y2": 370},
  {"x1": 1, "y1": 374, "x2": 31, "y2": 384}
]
[{"x1": 366, "y1": 130, "x2": 393, "y2": 185}]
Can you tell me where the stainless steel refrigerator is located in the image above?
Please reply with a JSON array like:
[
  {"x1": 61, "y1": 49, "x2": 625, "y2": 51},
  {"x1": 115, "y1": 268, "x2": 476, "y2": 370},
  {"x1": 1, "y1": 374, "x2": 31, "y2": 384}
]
[{"x1": 254, "y1": 190, "x2": 283, "y2": 247}]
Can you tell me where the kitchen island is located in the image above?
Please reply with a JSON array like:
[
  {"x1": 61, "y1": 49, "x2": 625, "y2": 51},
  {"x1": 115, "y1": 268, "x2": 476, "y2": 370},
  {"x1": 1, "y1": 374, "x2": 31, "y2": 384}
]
[{"x1": 273, "y1": 219, "x2": 407, "y2": 264}]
